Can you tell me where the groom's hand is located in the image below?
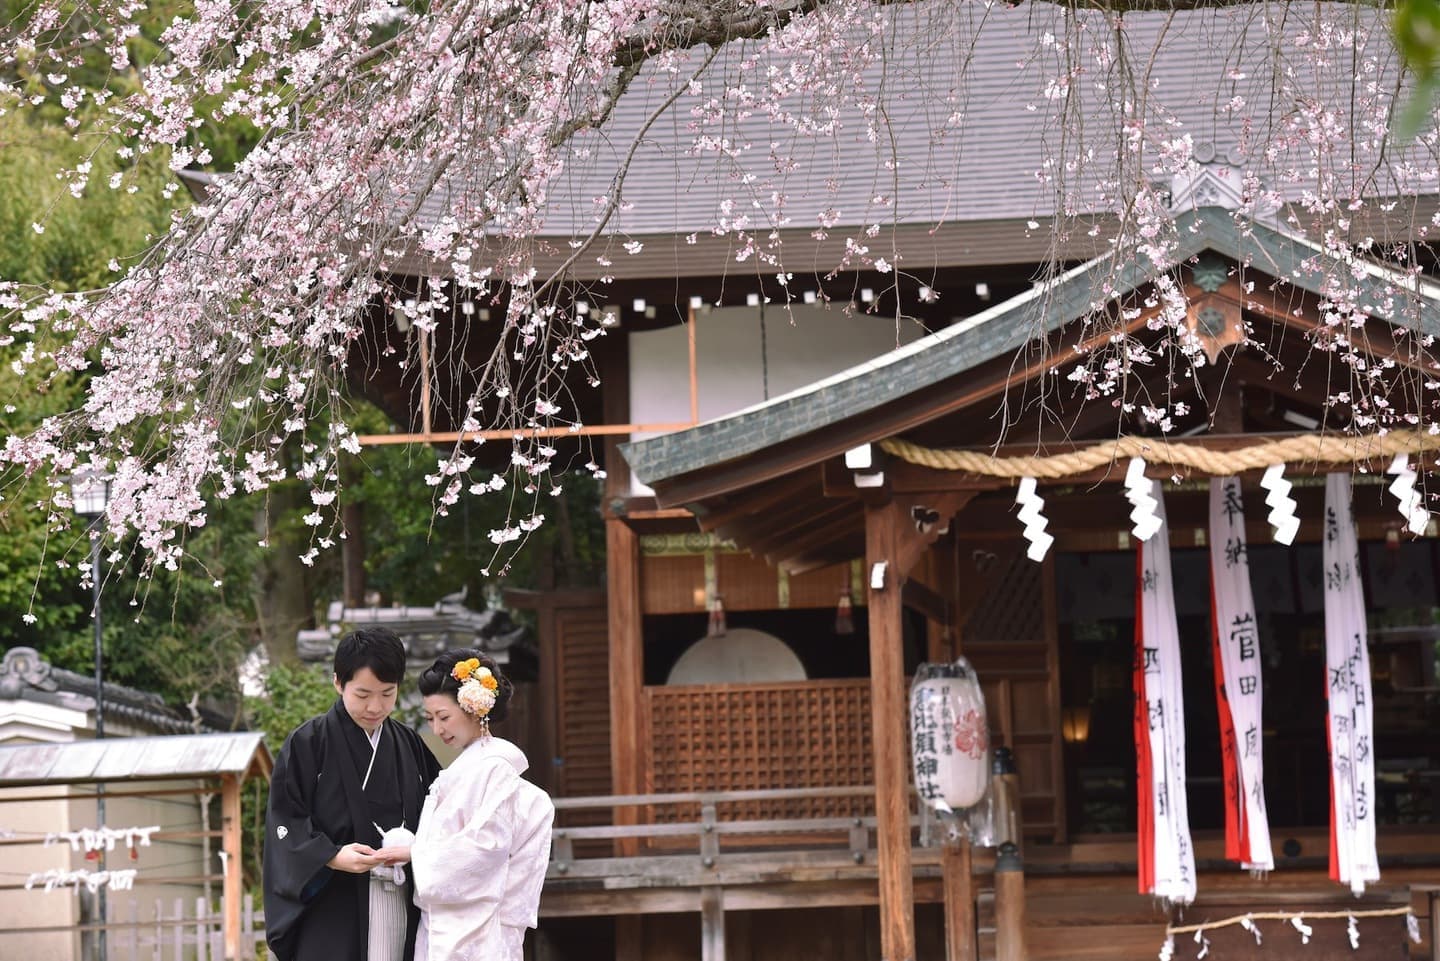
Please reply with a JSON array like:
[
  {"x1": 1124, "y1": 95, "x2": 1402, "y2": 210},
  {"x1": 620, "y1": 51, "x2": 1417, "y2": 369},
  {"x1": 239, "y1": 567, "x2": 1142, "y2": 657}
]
[{"x1": 327, "y1": 842, "x2": 380, "y2": 873}]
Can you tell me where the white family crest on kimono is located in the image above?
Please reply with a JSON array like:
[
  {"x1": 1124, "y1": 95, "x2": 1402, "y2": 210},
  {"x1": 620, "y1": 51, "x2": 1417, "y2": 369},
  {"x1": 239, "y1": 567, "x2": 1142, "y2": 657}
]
[{"x1": 411, "y1": 736, "x2": 555, "y2": 961}]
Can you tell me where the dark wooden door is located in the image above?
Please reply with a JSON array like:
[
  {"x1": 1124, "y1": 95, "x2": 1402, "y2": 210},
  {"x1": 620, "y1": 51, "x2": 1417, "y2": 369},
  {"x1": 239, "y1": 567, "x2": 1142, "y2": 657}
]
[{"x1": 954, "y1": 540, "x2": 1067, "y2": 842}]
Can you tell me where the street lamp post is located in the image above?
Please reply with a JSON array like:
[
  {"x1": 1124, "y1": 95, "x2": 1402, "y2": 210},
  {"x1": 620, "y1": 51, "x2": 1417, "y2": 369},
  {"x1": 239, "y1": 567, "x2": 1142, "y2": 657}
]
[{"x1": 70, "y1": 469, "x2": 110, "y2": 961}]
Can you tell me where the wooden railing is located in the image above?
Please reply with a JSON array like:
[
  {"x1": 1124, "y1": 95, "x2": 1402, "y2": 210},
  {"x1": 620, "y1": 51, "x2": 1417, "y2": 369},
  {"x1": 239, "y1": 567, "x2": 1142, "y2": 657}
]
[
  {"x1": 0, "y1": 893, "x2": 267, "y2": 961},
  {"x1": 549, "y1": 785, "x2": 893, "y2": 878},
  {"x1": 644, "y1": 679, "x2": 873, "y2": 822}
]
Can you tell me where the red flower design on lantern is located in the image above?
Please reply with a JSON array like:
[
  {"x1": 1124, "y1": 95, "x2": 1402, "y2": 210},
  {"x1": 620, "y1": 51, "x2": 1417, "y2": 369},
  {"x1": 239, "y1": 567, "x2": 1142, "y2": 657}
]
[{"x1": 953, "y1": 709, "x2": 988, "y2": 759}]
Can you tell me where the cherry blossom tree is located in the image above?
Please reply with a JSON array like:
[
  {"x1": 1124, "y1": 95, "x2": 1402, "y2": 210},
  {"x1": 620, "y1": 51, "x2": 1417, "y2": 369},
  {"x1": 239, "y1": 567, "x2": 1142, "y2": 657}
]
[{"x1": 3, "y1": 0, "x2": 1440, "y2": 580}]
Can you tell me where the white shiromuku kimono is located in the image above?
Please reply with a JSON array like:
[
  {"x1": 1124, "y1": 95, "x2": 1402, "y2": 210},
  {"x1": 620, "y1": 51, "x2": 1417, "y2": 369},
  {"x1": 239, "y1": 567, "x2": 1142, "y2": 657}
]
[{"x1": 411, "y1": 736, "x2": 555, "y2": 961}]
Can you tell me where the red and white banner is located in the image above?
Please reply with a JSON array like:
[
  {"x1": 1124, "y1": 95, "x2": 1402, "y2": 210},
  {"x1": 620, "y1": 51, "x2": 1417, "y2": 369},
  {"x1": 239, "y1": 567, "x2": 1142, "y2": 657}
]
[
  {"x1": 1323, "y1": 473, "x2": 1380, "y2": 895},
  {"x1": 1133, "y1": 486, "x2": 1196, "y2": 905},
  {"x1": 1207, "y1": 477, "x2": 1274, "y2": 872}
]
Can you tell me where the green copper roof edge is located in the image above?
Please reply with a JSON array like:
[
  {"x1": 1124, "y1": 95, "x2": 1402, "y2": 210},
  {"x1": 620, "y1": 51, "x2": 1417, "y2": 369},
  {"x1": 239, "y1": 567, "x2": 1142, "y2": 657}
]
[{"x1": 622, "y1": 209, "x2": 1439, "y2": 487}]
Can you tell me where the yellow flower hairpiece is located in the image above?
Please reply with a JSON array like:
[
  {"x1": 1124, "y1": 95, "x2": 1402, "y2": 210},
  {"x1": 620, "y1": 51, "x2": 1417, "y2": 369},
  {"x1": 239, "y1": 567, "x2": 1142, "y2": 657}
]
[
  {"x1": 451, "y1": 657, "x2": 482, "y2": 682},
  {"x1": 451, "y1": 659, "x2": 498, "y2": 719}
]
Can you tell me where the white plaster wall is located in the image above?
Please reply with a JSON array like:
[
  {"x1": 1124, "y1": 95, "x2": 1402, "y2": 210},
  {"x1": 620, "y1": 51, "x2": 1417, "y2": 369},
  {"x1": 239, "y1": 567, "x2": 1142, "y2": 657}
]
[
  {"x1": 666, "y1": 629, "x2": 808, "y2": 685},
  {"x1": 0, "y1": 714, "x2": 210, "y2": 961},
  {"x1": 627, "y1": 305, "x2": 926, "y2": 494}
]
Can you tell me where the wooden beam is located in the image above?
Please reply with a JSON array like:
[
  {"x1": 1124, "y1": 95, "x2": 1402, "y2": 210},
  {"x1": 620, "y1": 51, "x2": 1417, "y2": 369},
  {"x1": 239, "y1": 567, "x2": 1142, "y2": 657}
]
[
  {"x1": 731, "y1": 499, "x2": 859, "y2": 558},
  {"x1": 763, "y1": 513, "x2": 864, "y2": 568},
  {"x1": 221, "y1": 774, "x2": 242, "y2": 961},
  {"x1": 779, "y1": 531, "x2": 869, "y2": 575},
  {"x1": 893, "y1": 492, "x2": 977, "y2": 577},
  {"x1": 866, "y1": 501, "x2": 916, "y2": 961},
  {"x1": 902, "y1": 577, "x2": 952, "y2": 628},
  {"x1": 694, "y1": 470, "x2": 822, "y2": 532},
  {"x1": 355, "y1": 420, "x2": 696, "y2": 446},
  {"x1": 943, "y1": 838, "x2": 977, "y2": 961},
  {"x1": 606, "y1": 518, "x2": 643, "y2": 855}
]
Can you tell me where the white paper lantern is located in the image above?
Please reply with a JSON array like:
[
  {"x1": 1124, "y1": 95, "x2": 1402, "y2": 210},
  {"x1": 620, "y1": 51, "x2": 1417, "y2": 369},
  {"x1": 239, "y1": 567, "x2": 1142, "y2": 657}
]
[{"x1": 910, "y1": 661, "x2": 990, "y2": 812}]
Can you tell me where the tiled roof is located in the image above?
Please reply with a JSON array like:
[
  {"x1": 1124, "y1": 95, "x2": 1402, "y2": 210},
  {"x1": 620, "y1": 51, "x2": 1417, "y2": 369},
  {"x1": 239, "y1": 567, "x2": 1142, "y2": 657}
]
[
  {"x1": 0, "y1": 647, "x2": 226, "y2": 735},
  {"x1": 0, "y1": 732, "x2": 271, "y2": 786},
  {"x1": 414, "y1": 2, "x2": 1425, "y2": 250},
  {"x1": 620, "y1": 207, "x2": 1440, "y2": 490}
]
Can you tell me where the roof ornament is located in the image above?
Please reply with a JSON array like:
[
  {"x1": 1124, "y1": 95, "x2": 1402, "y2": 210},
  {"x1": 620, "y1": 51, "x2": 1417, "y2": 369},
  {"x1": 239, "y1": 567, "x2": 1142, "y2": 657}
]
[
  {"x1": 1167, "y1": 143, "x2": 1278, "y2": 219},
  {"x1": 0, "y1": 647, "x2": 58, "y2": 699},
  {"x1": 296, "y1": 598, "x2": 529, "y2": 665}
]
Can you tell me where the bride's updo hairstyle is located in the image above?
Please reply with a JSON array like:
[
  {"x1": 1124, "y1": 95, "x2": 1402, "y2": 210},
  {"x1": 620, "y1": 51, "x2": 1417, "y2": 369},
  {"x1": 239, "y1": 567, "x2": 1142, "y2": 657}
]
[{"x1": 418, "y1": 649, "x2": 514, "y2": 725}]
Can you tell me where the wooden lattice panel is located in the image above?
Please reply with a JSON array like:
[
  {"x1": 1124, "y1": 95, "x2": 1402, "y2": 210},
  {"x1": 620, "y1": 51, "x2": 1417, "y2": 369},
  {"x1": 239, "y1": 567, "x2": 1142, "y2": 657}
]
[
  {"x1": 645, "y1": 679, "x2": 874, "y2": 821},
  {"x1": 965, "y1": 548, "x2": 1043, "y2": 642}
]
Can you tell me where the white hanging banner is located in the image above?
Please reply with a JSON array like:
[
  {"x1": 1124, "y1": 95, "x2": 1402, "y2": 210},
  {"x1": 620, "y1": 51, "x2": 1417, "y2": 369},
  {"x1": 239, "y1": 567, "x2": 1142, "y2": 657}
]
[
  {"x1": 1322, "y1": 473, "x2": 1380, "y2": 895},
  {"x1": 1207, "y1": 477, "x2": 1274, "y2": 872},
  {"x1": 1134, "y1": 486, "x2": 1196, "y2": 905}
]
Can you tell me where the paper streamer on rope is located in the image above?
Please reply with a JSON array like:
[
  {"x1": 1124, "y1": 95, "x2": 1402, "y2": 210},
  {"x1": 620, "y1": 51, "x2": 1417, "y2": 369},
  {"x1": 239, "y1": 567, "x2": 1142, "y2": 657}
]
[
  {"x1": 24, "y1": 868, "x2": 137, "y2": 893},
  {"x1": 1259, "y1": 464, "x2": 1299, "y2": 545},
  {"x1": 44, "y1": 825, "x2": 160, "y2": 853},
  {"x1": 1322, "y1": 473, "x2": 1380, "y2": 896},
  {"x1": 1124, "y1": 458, "x2": 1162, "y2": 541},
  {"x1": 1133, "y1": 485, "x2": 1196, "y2": 906},
  {"x1": 1159, "y1": 906, "x2": 1419, "y2": 958},
  {"x1": 1014, "y1": 477, "x2": 1054, "y2": 561},
  {"x1": 1207, "y1": 477, "x2": 1274, "y2": 873},
  {"x1": 1386, "y1": 454, "x2": 1430, "y2": 536}
]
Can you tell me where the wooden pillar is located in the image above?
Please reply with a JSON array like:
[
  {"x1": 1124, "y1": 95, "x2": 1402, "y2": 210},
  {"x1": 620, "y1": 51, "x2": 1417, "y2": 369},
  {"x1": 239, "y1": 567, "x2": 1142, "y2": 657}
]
[
  {"x1": 221, "y1": 775, "x2": 242, "y2": 960},
  {"x1": 606, "y1": 517, "x2": 643, "y2": 850},
  {"x1": 1429, "y1": 889, "x2": 1438, "y2": 961},
  {"x1": 942, "y1": 838, "x2": 976, "y2": 961},
  {"x1": 616, "y1": 916, "x2": 644, "y2": 961},
  {"x1": 700, "y1": 885, "x2": 726, "y2": 961},
  {"x1": 994, "y1": 843, "x2": 1027, "y2": 961},
  {"x1": 866, "y1": 502, "x2": 916, "y2": 961}
]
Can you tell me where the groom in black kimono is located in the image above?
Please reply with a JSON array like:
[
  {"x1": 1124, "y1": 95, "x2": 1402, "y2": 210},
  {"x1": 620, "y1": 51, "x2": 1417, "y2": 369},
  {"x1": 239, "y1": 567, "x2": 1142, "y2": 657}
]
[{"x1": 264, "y1": 628, "x2": 441, "y2": 961}]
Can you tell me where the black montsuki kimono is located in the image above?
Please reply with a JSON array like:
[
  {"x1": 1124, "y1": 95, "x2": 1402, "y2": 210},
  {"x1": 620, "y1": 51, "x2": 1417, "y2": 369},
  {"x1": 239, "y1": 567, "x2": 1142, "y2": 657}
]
[{"x1": 264, "y1": 699, "x2": 441, "y2": 961}]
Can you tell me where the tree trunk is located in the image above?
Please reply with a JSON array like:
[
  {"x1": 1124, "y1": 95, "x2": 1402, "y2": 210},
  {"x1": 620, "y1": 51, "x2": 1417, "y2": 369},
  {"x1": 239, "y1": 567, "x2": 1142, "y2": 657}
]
[
  {"x1": 341, "y1": 457, "x2": 367, "y2": 607},
  {"x1": 252, "y1": 482, "x2": 315, "y2": 664}
]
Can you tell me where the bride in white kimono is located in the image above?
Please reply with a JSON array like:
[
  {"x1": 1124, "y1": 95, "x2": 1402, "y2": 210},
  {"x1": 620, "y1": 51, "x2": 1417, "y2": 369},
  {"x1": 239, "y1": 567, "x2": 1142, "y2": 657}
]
[{"x1": 378, "y1": 650, "x2": 554, "y2": 961}]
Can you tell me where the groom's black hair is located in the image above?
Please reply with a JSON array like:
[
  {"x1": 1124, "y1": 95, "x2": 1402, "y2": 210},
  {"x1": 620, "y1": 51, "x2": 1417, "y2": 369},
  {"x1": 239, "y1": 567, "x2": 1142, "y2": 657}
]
[{"x1": 333, "y1": 627, "x2": 407, "y2": 685}]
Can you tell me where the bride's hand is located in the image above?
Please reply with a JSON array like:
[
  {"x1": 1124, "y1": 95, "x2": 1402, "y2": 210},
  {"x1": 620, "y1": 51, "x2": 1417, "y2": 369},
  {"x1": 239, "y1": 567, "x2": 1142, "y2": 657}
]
[{"x1": 374, "y1": 844, "x2": 412, "y2": 865}]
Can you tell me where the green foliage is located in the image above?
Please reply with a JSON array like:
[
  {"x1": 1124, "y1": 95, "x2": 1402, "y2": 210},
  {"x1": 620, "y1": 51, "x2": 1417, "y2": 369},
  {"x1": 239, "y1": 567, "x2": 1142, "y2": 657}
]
[
  {"x1": 344, "y1": 400, "x2": 605, "y2": 605},
  {"x1": 0, "y1": 96, "x2": 186, "y2": 670},
  {"x1": 242, "y1": 660, "x2": 336, "y2": 889},
  {"x1": 1394, "y1": 0, "x2": 1440, "y2": 139},
  {"x1": 1, "y1": 0, "x2": 262, "y2": 169},
  {"x1": 0, "y1": 1, "x2": 604, "y2": 726},
  {"x1": 0, "y1": 28, "x2": 265, "y2": 707},
  {"x1": 0, "y1": 110, "x2": 176, "y2": 290},
  {"x1": 245, "y1": 660, "x2": 336, "y2": 752}
]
